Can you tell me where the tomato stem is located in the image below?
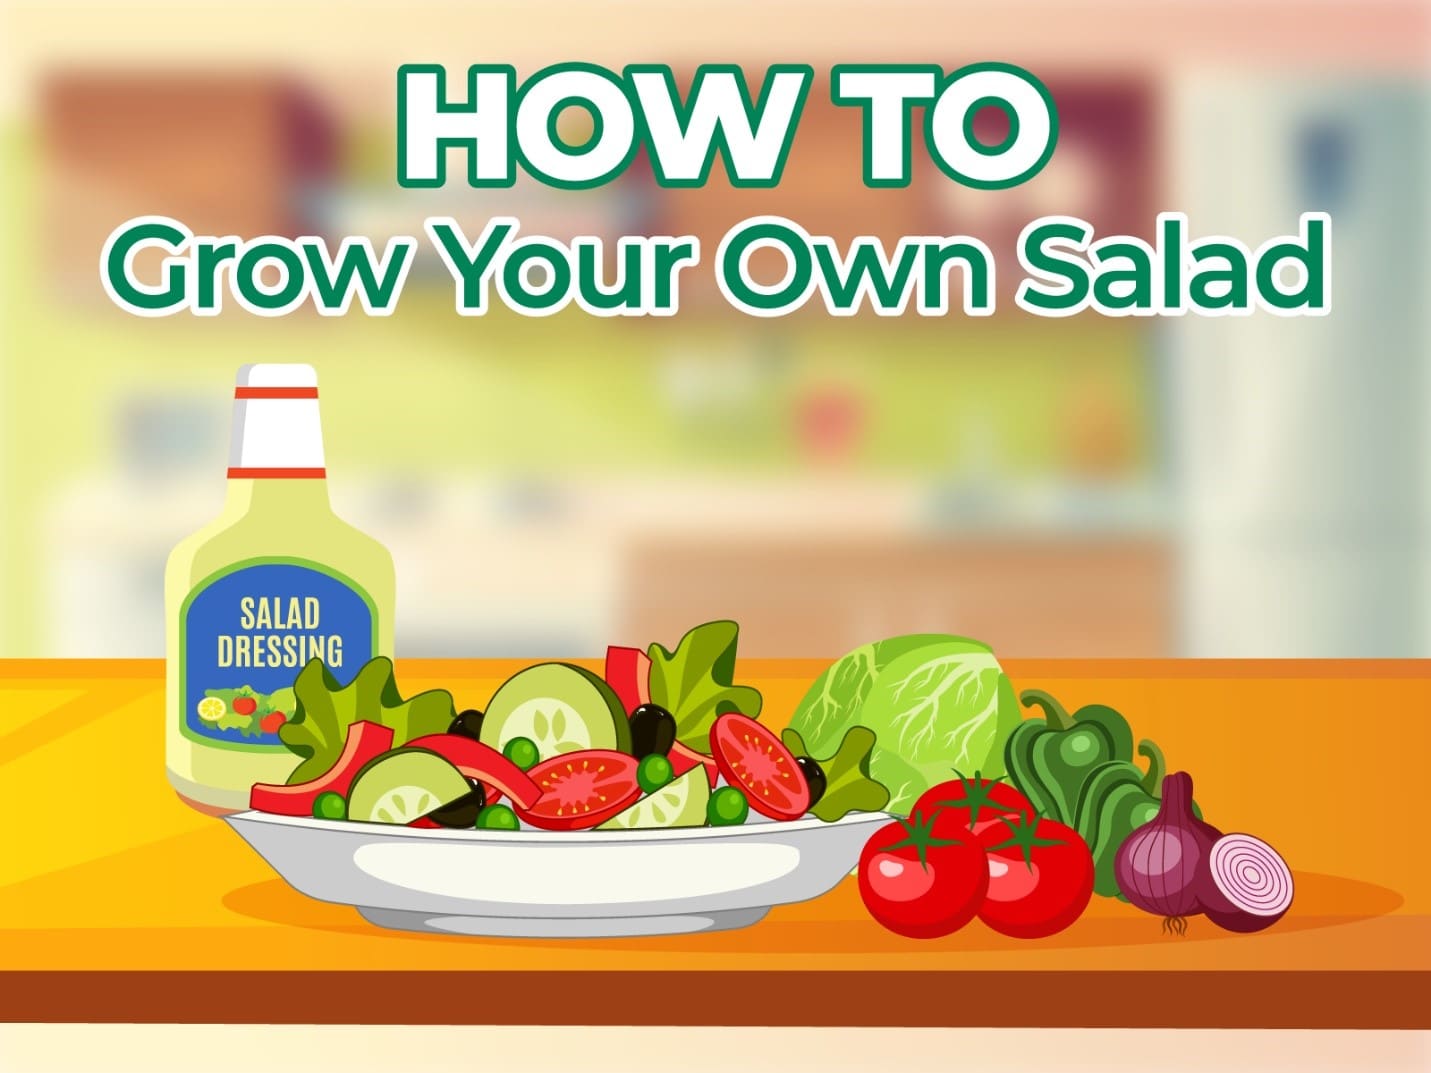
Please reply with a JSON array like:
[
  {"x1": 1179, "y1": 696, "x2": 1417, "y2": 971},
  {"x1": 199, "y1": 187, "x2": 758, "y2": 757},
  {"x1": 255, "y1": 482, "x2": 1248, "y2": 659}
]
[
  {"x1": 884, "y1": 812, "x2": 967, "y2": 872},
  {"x1": 933, "y1": 770, "x2": 1018, "y2": 830},
  {"x1": 984, "y1": 812, "x2": 1066, "y2": 872}
]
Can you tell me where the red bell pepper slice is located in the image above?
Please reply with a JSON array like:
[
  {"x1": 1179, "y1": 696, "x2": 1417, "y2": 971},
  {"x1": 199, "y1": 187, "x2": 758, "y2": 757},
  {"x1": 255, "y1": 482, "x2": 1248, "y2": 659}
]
[
  {"x1": 249, "y1": 720, "x2": 395, "y2": 816},
  {"x1": 402, "y1": 734, "x2": 542, "y2": 810},
  {"x1": 604, "y1": 645, "x2": 651, "y2": 715}
]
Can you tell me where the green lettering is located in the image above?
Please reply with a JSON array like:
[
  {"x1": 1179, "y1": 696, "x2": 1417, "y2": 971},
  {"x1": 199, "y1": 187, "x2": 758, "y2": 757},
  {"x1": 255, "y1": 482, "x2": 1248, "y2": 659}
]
[
  {"x1": 236, "y1": 242, "x2": 305, "y2": 310},
  {"x1": 427, "y1": 218, "x2": 515, "y2": 310},
  {"x1": 814, "y1": 241, "x2": 920, "y2": 311},
  {"x1": 502, "y1": 242, "x2": 571, "y2": 310},
  {"x1": 1160, "y1": 215, "x2": 1183, "y2": 309},
  {"x1": 652, "y1": 240, "x2": 697, "y2": 310},
  {"x1": 1190, "y1": 242, "x2": 1249, "y2": 309},
  {"x1": 576, "y1": 241, "x2": 642, "y2": 310},
  {"x1": 105, "y1": 220, "x2": 187, "y2": 312},
  {"x1": 1092, "y1": 241, "x2": 1153, "y2": 310},
  {"x1": 196, "y1": 241, "x2": 236, "y2": 311},
  {"x1": 303, "y1": 240, "x2": 413, "y2": 313},
  {"x1": 922, "y1": 241, "x2": 992, "y2": 312},
  {"x1": 720, "y1": 220, "x2": 812, "y2": 312},
  {"x1": 1257, "y1": 216, "x2": 1326, "y2": 311},
  {"x1": 1018, "y1": 221, "x2": 1091, "y2": 313}
]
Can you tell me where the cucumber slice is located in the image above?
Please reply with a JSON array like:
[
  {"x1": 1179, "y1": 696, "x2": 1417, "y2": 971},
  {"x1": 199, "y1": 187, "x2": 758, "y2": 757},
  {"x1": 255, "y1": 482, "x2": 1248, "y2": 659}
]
[
  {"x1": 597, "y1": 767, "x2": 710, "y2": 830},
  {"x1": 480, "y1": 663, "x2": 631, "y2": 762},
  {"x1": 347, "y1": 748, "x2": 471, "y2": 825}
]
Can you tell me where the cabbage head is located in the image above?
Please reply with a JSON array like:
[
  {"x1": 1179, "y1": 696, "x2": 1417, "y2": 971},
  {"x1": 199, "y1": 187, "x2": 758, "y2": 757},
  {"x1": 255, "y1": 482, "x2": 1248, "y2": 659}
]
[{"x1": 787, "y1": 635, "x2": 1020, "y2": 815}]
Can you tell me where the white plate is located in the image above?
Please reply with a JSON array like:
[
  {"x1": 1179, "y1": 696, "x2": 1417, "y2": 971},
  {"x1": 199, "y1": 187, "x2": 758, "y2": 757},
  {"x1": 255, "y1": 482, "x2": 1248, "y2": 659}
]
[{"x1": 224, "y1": 810, "x2": 890, "y2": 937}]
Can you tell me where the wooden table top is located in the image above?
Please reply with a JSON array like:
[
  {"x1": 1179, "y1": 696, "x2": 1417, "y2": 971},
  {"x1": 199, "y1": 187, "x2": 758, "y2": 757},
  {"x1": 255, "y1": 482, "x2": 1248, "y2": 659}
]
[{"x1": 2, "y1": 659, "x2": 1427, "y2": 1028}]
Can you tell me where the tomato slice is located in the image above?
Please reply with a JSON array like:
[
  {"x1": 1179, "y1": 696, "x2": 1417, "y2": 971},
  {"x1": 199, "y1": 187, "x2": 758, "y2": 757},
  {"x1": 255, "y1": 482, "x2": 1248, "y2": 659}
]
[
  {"x1": 249, "y1": 720, "x2": 394, "y2": 816},
  {"x1": 402, "y1": 733, "x2": 542, "y2": 810},
  {"x1": 709, "y1": 713, "x2": 810, "y2": 821},
  {"x1": 517, "y1": 750, "x2": 642, "y2": 830}
]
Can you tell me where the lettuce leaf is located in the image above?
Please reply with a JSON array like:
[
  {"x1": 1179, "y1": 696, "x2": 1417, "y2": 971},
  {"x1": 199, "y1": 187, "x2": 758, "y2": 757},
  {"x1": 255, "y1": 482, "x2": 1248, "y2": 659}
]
[
  {"x1": 647, "y1": 620, "x2": 762, "y2": 752},
  {"x1": 278, "y1": 657, "x2": 456, "y2": 784},
  {"x1": 782, "y1": 726, "x2": 890, "y2": 821}
]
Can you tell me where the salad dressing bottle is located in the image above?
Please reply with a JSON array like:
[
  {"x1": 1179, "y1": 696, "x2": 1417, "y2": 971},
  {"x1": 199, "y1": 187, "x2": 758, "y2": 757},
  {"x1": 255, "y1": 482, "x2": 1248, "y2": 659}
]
[{"x1": 165, "y1": 364, "x2": 394, "y2": 813}]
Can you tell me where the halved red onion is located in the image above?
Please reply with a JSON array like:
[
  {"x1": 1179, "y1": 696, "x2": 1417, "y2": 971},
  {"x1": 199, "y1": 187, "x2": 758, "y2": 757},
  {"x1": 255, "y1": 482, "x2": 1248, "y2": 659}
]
[{"x1": 1202, "y1": 833, "x2": 1293, "y2": 933}]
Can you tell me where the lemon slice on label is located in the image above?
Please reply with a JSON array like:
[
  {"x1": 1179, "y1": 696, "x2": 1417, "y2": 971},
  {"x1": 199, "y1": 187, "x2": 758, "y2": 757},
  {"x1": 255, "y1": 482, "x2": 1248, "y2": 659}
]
[{"x1": 196, "y1": 696, "x2": 227, "y2": 722}]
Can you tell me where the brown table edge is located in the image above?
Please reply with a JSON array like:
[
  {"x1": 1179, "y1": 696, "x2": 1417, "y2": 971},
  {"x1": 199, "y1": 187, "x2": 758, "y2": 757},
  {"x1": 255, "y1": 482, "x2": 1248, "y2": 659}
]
[{"x1": 3, "y1": 971, "x2": 1427, "y2": 1028}]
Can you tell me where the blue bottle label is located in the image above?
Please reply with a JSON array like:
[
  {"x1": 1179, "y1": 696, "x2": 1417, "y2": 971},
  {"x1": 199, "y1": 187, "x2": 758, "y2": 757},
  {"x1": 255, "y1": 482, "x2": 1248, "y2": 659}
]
[{"x1": 180, "y1": 558, "x2": 376, "y2": 750}]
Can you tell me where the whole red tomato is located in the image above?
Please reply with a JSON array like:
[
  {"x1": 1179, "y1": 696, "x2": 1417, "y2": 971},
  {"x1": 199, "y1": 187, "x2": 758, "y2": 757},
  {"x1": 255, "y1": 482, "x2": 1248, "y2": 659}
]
[
  {"x1": 858, "y1": 814, "x2": 988, "y2": 939},
  {"x1": 976, "y1": 813, "x2": 1094, "y2": 939},
  {"x1": 911, "y1": 772, "x2": 1032, "y2": 840}
]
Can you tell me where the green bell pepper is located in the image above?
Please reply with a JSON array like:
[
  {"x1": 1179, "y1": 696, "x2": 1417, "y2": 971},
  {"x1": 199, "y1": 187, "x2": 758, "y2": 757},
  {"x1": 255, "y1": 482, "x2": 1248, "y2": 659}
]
[
  {"x1": 1073, "y1": 740, "x2": 1203, "y2": 899},
  {"x1": 1074, "y1": 740, "x2": 1168, "y2": 898},
  {"x1": 1003, "y1": 689, "x2": 1135, "y2": 825}
]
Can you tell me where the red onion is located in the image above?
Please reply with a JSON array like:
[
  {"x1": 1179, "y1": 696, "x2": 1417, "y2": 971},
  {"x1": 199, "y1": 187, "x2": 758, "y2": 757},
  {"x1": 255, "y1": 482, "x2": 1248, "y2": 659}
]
[
  {"x1": 1113, "y1": 771, "x2": 1223, "y2": 934},
  {"x1": 1200, "y1": 833, "x2": 1294, "y2": 932}
]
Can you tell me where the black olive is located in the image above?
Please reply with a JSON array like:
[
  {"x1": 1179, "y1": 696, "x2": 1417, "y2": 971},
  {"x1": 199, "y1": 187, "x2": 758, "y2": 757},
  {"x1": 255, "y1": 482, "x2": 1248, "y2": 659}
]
[
  {"x1": 796, "y1": 756, "x2": 827, "y2": 807},
  {"x1": 628, "y1": 703, "x2": 677, "y2": 759},
  {"x1": 427, "y1": 782, "x2": 487, "y2": 828},
  {"x1": 449, "y1": 709, "x2": 485, "y2": 740}
]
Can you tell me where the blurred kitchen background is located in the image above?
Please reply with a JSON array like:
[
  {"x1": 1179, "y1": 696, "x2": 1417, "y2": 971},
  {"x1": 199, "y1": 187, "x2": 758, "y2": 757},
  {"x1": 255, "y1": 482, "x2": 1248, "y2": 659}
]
[{"x1": 0, "y1": 0, "x2": 1426, "y2": 659}]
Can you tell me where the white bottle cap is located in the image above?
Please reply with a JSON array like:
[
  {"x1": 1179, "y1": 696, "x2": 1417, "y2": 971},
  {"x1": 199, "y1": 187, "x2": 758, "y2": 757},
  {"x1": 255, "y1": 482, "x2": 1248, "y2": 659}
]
[
  {"x1": 228, "y1": 364, "x2": 326, "y2": 477},
  {"x1": 236, "y1": 363, "x2": 319, "y2": 389}
]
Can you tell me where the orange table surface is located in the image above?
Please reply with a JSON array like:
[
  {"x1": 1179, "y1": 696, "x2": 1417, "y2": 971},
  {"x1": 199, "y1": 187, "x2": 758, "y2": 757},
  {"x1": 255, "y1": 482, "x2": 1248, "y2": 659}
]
[{"x1": 1, "y1": 658, "x2": 1427, "y2": 1028}]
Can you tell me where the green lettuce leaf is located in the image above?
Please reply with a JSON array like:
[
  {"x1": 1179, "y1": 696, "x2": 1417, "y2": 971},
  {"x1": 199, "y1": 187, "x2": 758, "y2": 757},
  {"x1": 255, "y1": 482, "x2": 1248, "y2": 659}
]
[
  {"x1": 782, "y1": 726, "x2": 890, "y2": 821},
  {"x1": 647, "y1": 620, "x2": 762, "y2": 752},
  {"x1": 278, "y1": 657, "x2": 457, "y2": 784}
]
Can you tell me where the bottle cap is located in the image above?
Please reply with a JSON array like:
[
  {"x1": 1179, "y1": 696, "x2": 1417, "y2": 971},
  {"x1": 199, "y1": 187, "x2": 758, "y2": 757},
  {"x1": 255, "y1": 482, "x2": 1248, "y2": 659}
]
[
  {"x1": 228, "y1": 365, "x2": 325, "y2": 476},
  {"x1": 234, "y1": 364, "x2": 319, "y2": 398}
]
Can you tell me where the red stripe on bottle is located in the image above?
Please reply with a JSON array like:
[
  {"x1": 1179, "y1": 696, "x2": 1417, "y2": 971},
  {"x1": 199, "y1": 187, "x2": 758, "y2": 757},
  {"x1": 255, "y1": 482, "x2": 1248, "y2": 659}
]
[
  {"x1": 233, "y1": 387, "x2": 319, "y2": 399},
  {"x1": 226, "y1": 467, "x2": 327, "y2": 479}
]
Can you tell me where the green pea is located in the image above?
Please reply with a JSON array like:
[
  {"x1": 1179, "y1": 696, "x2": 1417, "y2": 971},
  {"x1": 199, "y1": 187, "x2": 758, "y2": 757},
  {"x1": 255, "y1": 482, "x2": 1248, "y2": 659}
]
[
  {"x1": 637, "y1": 753, "x2": 674, "y2": 793},
  {"x1": 312, "y1": 791, "x2": 347, "y2": 820},
  {"x1": 476, "y1": 804, "x2": 520, "y2": 831},
  {"x1": 707, "y1": 786, "x2": 749, "y2": 827},
  {"x1": 503, "y1": 737, "x2": 541, "y2": 771}
]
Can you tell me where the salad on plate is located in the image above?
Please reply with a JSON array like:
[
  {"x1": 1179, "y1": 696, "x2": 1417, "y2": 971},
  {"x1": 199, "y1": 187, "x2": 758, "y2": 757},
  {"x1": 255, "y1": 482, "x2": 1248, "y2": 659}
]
[{"x1": 246, "y1": 620, "x2": 891, "y2": 834}]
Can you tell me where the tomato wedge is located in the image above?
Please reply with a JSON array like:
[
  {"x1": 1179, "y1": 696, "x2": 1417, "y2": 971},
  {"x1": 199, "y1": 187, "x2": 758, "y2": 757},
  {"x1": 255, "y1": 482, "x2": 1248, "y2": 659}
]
[
  {"x1": 710, "y1": 713, "x2": 810, "y2": 820},
  {"x1": 249, "y1": 720, "x2": 394, "y2": 816},
  {"x1": 517, "y1": 750, "x2": 641, "y2": 830},
  {"x1": 403, "y1": 733, "x2": 542, "y2": 810}
]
